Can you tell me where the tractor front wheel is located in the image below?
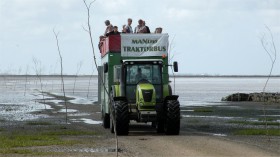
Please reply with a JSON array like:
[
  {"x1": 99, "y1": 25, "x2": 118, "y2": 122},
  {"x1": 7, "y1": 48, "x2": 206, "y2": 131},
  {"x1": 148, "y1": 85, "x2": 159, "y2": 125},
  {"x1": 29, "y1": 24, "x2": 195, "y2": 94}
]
[
  {"x1": 165, "y1": 100, "x2": 180, "y2": 135},
  {"x1": 114, "y1": 100, "x2": 129, "y2": 135}
]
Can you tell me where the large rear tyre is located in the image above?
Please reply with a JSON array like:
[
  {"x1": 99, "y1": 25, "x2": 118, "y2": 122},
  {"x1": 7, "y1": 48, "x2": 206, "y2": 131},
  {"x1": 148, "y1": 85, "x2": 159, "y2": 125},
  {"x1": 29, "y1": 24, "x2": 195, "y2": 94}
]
[
  {"x1": 103, "y1": 113, "x2": 110, "y2": 129},
  {"x1": 165, "y1": 100, "x2": 180, "y2": 135},
  {"x1": 114, "y1": 100, "x2": 129, "y2": 135}
]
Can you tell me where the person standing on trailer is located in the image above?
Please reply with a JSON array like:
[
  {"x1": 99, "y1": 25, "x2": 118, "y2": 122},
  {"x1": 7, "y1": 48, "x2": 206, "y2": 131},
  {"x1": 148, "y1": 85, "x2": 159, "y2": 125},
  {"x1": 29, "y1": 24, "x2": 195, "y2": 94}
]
[
  {"x1": 104, "y1": 20, "x2": 113, "y2": 36},
  {"x1": 125, "y1": 18, "x2": 133, "y2": 33}
]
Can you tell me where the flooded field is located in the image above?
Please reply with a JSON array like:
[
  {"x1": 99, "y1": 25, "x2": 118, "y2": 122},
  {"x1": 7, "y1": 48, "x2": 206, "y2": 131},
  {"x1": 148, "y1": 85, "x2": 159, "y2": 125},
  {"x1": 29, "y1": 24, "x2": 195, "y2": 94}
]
[
  {"x1": 0, "y1": 76, "x2": 279, "y2": 156},
  {"x1": 0, "y1": 76, "x2": 97, "y2": 121},
  {"x1": 0, "y1": 75, "x2": 279, "y2": 122}
]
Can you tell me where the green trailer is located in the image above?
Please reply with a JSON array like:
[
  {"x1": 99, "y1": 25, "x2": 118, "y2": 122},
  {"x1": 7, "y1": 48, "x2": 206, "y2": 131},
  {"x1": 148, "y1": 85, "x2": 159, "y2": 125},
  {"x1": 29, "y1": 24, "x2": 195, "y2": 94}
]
[{"x1": 98, "y1": 34, "x2": 180, "y2": 135}]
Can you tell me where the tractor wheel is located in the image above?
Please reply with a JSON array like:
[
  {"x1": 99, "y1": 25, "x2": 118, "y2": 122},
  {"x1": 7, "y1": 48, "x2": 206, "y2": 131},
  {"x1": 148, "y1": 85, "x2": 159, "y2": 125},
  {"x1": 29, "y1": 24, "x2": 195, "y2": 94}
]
[
  {"x1": 114, "y1": 100, "x2": 129, "y2": 135},
  {"x1": 165, "y1": 100, "x2": 180, "y2": 135},
  {"x1": 103, "y1": 113, "x2": 110, "y2": 129}
]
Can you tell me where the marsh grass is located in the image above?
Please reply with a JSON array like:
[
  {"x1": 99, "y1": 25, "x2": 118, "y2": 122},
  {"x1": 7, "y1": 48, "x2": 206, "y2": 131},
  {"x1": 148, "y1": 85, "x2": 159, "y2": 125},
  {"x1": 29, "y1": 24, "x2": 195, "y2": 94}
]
[
  {"x1": 0, "y1": 128, "x2": 97, "y2": 155},
  {"x1": 0, "y1": 149, "x2": 60, "y2": 155},
  {"x1": 193, "y1": 108, "x2": 214, "y2": 112},
  {"x1": 258, "y1": 117, "x2": 277, "y2": 122},
  {"x1": 234, "y1": 129, "x2": 280, "y2": 136},
  {"x1": 26, "y1": 121, "x2": 52, "y2": 126},
  {"x1": 228, "y1": 120, "x2": 280, "y2": 126}
]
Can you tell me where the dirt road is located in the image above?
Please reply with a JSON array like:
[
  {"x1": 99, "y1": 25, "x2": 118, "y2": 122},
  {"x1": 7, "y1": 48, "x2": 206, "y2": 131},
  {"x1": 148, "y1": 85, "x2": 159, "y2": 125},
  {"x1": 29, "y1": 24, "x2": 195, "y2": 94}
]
[{"x1": 118, "y1": 134, "x2": 277, "y2": 157}]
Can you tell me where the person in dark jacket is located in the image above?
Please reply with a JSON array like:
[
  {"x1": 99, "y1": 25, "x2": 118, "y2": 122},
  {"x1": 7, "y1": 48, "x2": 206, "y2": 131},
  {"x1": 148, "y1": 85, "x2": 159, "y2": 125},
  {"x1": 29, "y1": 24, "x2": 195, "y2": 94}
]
[
  {"x1": 143, "y1": 21, "x2": 150, "y2": 33},
  {"x1": 106, "y1": 26, "x2": 120, "y2": 36}
]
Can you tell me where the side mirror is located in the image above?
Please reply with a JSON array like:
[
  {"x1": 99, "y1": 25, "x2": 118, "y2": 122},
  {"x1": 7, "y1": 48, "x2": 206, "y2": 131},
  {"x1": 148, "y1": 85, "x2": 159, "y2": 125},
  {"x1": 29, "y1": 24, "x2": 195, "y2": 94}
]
[
  {"x1": 104, "y1": 62, "x2": 108, "y2": 73},
  {"x1": 173, "y1": 61, "x2": 178, "y2": 72}
]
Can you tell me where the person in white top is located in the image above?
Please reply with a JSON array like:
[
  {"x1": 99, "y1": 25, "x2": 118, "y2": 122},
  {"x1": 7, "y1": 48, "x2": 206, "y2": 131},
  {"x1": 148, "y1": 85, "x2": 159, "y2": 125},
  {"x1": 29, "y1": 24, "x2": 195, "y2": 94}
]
[
  {"x1": 104, "y1": 20, "x2": 113, "y2": 36},
  {"x1": 134, "y1": 19, "x2": 147, "y2": 33},
  {"x1": 125, "y1": 18, "x2": 133, "y2": 33}
]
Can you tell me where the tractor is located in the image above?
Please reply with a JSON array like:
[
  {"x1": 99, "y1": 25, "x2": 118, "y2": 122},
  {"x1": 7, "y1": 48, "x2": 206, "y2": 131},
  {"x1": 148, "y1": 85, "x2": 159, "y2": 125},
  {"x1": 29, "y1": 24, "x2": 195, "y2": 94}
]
[{"x1": 98, "y1": 33, "x2": 180, "y2": 135}]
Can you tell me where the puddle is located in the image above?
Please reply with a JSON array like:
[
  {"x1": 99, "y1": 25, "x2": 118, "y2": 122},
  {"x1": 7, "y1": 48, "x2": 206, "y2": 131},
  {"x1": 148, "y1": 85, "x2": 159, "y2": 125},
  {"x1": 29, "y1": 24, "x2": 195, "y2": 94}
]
[
  {"x1": 70, "y1": 118, "x2": 102, "y2": 125},
  {"x1": 69, "y1": 97, "x2": 94, "y2": 105},
  {"x1": 181, "y1": 110, "x2": 194, "y2": 112},
  {"x1": 182, "y1": 115, "x2": 239, "y2": 119},
  {"x1": 80, "y1": 118, "x2": 102, "y2": 125},
  {"x1": 68, "y1": 112, "x2": 91, "y2": 116},
  {"x1": 213, "y1": 133, "x2": 227, "y2": 137},
  {"x1": 58, "y1": 109, "x2": 78, "y2": 113}
]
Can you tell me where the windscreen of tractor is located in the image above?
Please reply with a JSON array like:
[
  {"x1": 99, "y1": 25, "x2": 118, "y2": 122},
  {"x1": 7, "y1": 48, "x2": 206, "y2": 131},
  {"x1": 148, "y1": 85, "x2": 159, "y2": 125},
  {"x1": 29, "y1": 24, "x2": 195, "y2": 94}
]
[{"x1": 125, "y1": 64, "x2": 162, "y2": 103}]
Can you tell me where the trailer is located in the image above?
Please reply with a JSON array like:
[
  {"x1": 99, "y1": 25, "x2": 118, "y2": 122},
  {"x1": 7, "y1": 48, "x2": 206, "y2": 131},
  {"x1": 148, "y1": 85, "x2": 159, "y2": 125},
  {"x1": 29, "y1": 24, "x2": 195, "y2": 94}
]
[{"x1": 98, "y1": 33, "x2": 180, "y2": 135}]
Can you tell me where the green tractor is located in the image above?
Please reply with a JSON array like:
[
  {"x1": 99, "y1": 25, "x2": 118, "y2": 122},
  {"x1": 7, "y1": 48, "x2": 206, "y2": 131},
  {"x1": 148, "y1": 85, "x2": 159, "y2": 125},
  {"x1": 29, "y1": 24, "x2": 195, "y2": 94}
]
[{"x1": 98, "y1": 34, "x2": 180, "y2": 135}]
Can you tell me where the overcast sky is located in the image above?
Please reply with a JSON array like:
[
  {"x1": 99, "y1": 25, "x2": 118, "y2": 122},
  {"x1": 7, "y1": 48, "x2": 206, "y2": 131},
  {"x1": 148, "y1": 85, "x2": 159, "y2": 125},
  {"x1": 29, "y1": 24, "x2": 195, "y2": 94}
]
[{"x1": 0, "y1": 0, "x2": 280, "y2": 75}]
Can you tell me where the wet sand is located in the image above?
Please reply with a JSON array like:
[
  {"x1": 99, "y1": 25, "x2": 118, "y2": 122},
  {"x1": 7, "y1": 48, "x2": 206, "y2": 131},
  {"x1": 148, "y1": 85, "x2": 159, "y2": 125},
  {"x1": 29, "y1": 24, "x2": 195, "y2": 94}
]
[{"x1": 0, "y1": 76, "x2": 279, "y2": 156}]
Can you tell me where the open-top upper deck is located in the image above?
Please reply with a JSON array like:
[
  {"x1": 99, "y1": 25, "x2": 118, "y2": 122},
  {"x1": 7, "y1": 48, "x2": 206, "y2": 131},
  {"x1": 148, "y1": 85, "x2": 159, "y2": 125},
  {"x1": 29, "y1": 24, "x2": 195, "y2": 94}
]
[{"x1": 99, "y1": 34, "x2": 169, "y2": 58}]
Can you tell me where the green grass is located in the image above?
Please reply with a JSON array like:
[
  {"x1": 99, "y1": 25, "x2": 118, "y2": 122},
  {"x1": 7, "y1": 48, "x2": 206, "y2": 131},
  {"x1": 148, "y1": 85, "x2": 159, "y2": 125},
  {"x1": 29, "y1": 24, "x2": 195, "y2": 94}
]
[
  {"x1": 234, "y1": 129, "x2": 280, "y2": 136},
  {"x1": 258, "y1": 117, "x2": 278, "y2": 122},
  {"x1": 0, "y1": 149, "x2": 62, "y2": 155},
  {"x1": 0, "y1": 134, "x2": 73, "y2": 149},
  {"x1": 0, "y1": 128, "x2": 97, "y2": 155},
  {"x1": 26, "y1": 121, "x2": 52, "y2": 125},
  {"x1": 228, "y1": 120, "x2": 280, "y2": 126},
  {"x1": 43, "y1": 130, "x2": 97, "y2": 136},
  {"x1": 193, "y1": 108, "x2": 214, "y2": 112}
]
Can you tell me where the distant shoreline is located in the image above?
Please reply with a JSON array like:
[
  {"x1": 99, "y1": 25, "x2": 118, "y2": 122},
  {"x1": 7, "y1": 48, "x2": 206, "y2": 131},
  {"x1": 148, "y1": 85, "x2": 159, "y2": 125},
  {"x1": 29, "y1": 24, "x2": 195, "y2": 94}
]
[{"x1": 0, "y1": 75, "x2": 279, "y2": 78}]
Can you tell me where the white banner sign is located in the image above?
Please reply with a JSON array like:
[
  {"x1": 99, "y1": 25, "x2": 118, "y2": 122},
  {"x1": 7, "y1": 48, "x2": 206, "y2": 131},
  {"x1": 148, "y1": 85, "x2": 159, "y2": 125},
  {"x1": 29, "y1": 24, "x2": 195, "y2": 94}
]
[{"x1": 121, "y1": 34, "x2": 169, "y2": 57}]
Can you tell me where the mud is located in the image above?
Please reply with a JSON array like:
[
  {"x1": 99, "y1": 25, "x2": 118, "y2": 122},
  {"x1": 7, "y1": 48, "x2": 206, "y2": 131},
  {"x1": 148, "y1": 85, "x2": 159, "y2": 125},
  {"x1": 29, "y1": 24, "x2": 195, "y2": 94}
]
[{"x1": 0, "y1": 76, "x2": 279, "y2": 156}]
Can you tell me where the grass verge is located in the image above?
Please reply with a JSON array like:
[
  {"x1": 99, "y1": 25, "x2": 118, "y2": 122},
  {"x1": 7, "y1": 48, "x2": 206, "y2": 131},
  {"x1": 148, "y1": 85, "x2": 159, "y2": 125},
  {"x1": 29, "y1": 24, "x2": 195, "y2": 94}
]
[
  {"x1": 234, "y1": 129, "x2": 280, "y2": 136},
  {"x1": 228, "y1": 120, "x2": 280, "y2": 126},
  {"x1": 26, "y1": 121, "x2": 52, "y2": 125},
  {"x1": 258, "y1": 117, "x2": 278, "y2": 122},
  {"x1": 193, "y1": 108, "x2": 214, "y2": 112},
  {"x1": 0, "y1": 128, "x2": 97, "y2": 155}
]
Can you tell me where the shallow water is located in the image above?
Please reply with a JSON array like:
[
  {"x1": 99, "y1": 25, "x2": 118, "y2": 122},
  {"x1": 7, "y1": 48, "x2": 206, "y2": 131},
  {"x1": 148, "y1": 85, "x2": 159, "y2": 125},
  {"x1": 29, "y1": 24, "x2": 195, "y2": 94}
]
[
  {"x1": 0, "y1": 76, "x2": 279, "y2": 121},
  {"x1": 170, "y1": 77, "x2": 279, "y2": 106}
]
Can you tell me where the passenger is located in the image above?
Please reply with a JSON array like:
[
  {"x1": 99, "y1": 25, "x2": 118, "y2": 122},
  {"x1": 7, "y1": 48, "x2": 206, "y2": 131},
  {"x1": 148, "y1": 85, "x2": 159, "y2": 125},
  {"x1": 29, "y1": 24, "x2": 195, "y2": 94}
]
[
  {"x1": 154, "y1": 27, "x2": 163, "y2": 34},
  {"x1": 134, "y1": 19, "x2": 147, "y2": 33},
  {"x1": 125, "y1": 18, "x2": 133, "y2": 33},
  {"x1": 143, "y1": 21, "x2": 150, "y2": 33},
  {"x1": 122, "y1": 25, "x2": 127, "y2": 33},
  {"x1": 104, "y1": 20, "x2": 113, "y2": 36},
  {"x1": 106, "y1": 26, "x2": 120, "y2": 36}
]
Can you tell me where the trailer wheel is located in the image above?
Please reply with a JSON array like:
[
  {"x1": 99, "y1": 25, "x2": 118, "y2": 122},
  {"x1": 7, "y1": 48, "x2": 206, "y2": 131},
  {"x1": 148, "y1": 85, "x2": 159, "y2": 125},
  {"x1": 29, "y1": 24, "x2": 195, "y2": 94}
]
[
  {"x1": 165, "y1": 100, "x2": 180, "y2": 135},
  {"x1": 110, "y1": 115, "x2": 114, "y2": 133},
  {"x1": 114, "y1": 100, "x2": 129, "y2": 135},
  {"x1": 103, "y1": 113, "x2": 110, "y2": 129}
]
